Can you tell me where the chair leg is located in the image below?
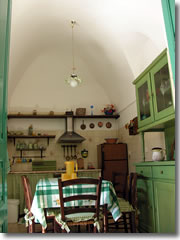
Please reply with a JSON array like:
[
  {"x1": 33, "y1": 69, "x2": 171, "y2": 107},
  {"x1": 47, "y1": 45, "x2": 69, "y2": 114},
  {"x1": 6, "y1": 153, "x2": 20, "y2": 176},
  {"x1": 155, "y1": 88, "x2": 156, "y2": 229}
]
[
  {"x1": 123, "y1": 213, "x2": 128, "y2": 233},
  {"x1": 93, "y1": 226, "x2": 98, "y2": 233},
  {"x1": 130, "y1": 212, "x2": 136, "y2": 233},
  {"x1": 103, "y1": 204, "x2": 108, "y2": 233}
]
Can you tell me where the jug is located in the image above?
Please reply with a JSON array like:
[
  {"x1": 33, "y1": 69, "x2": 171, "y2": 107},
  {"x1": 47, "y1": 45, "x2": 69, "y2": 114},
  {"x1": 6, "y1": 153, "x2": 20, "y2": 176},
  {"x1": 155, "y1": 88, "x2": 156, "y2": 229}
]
[
  {"x1": 152, "y1": 147, "x2": 165, "y2": 161},
  {"x1": 62, "y1": 160, "x2": 78, "y2": 180}
]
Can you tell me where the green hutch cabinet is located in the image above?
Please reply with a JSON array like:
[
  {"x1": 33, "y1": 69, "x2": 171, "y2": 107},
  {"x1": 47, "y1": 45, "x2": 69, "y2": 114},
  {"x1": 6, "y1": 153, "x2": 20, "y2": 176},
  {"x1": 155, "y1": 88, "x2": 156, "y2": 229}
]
[
  {"x1": 134, "y1": 49, "x2": 174, "y2": 130},
  {"x1": 133, "y1": 49, "x2": 175, "y2": 233}
]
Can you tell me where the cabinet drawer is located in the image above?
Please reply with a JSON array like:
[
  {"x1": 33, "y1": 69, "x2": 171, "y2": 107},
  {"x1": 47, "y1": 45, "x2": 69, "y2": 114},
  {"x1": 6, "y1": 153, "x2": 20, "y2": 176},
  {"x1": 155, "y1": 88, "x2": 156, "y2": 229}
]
[
  {"x1": 152, "y1": 166, "x2": 175, "y2": 180},
  {"x1": 136, "y1": 167, "x2": 152, "y2": 178}
]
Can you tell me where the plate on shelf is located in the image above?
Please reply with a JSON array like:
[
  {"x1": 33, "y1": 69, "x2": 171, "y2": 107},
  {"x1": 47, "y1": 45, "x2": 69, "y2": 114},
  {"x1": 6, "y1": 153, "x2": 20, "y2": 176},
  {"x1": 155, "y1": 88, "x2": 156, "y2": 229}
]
[{"x1": 106, "y1": 122, "x2": 112, "y2": 128}]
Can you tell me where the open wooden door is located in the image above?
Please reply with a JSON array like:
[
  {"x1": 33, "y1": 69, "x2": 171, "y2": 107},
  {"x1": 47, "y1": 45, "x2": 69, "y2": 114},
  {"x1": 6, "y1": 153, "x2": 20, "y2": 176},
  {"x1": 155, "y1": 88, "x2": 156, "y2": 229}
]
[{"x1": 0, "y1": 0, "x2": 12, "y2": 233}]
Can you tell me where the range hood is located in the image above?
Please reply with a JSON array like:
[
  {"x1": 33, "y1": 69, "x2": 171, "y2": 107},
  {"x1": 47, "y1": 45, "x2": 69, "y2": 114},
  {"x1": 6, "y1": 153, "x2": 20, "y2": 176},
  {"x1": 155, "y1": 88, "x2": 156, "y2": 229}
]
[{"x1": 56, "y1": 116, "x2": 85, "y2": 143}]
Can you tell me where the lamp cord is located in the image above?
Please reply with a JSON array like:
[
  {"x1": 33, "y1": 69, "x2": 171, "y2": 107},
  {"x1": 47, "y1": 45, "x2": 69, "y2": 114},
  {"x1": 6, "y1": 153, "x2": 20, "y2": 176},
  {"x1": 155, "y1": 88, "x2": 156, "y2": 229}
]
[{"x1": 71, "y1": 21, "x2": 75, "y2": 74}]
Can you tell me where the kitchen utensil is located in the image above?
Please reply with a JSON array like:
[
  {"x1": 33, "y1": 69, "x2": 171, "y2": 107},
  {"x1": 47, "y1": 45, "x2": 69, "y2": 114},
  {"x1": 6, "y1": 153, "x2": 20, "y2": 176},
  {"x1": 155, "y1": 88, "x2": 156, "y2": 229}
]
[
  {"x1": 73, "y1": 145, "x2": 77, "y2": 159},
  {"x1": 105, "y1": 138, "x2": 118, "y2": 144},
  {"x1": 81, "y1": 149, "x2": 88, "y2": 158},
  {"x1": 89, "y1": 123, "x2": 95, "y2": 129},
  {"x1": 62, "y1": 145, "x2": 66, "y2": 159},
  {"x1": 80, "y1": 120, "x2": 86, "y2": 130},
  {"x1": 106, "y1": 122, "x2": 112, "y2": 128},
  {"x1": 66, "y1": 146, "x2": 70, "y2": 160},
  {"x1": 98, "y1": 121, "x2": 103, "y2": 128},
  {"x1": 70, "y1": 145, "x2": 73, "y2": 159},
  {"x1": 152, "y1": 147, "x2": 165, "y2": 161}
]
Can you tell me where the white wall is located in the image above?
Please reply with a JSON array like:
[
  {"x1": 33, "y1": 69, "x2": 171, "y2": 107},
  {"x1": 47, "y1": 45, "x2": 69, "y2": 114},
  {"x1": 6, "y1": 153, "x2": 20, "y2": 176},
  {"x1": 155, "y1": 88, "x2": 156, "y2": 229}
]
[
  {"x1": 7, "y1": 0, "x2": 168, "y2": 172},
  {"x1": 8, "y1": 0, "x2": 167, "y2": 124}
]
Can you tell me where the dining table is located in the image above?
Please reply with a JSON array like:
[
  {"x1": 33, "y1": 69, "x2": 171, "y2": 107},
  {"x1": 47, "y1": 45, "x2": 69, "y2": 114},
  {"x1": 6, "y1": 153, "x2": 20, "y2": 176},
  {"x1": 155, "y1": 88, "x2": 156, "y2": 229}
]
[{"x1": 30, "y1": 177, "x2": 122, "y2": 232}]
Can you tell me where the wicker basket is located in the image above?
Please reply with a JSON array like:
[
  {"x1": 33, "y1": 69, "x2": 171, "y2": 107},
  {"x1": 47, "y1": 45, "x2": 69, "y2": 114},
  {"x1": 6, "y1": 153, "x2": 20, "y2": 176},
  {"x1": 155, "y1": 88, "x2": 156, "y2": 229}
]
[{"x1": 76, "y1": 108, "x2": 86, "y2": 116}]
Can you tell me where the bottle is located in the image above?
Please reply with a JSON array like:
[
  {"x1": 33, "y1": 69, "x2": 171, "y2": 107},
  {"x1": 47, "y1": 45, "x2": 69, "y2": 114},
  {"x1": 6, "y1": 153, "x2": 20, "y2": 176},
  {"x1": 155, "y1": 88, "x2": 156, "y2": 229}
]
[{"x1": 28, "y1": 125, "x2": 33, "y2": 135}]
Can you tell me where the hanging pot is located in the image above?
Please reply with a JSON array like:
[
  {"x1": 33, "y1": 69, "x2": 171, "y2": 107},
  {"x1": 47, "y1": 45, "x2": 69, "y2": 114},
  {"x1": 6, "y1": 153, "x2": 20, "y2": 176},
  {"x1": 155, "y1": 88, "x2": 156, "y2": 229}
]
[
  {"x1": 80, "y1": 120, "x2": 86, "y2": 130},
  {"x1": 89, "y1": 123, "x2": 95, "y2": 129}
]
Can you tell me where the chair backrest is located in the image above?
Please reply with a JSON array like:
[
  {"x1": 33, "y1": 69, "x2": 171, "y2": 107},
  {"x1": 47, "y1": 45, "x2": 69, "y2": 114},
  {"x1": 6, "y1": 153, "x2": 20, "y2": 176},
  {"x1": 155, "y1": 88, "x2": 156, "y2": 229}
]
[
  {"x1": 112, "y1": 172, "x2": 128, "y2": 198},
  {"x1": 128, "y1": 172, "x2": 137, "y2": 208},
  {"x1": 21, "y1": 175, "x2": 33, "y2": 211},
  {"x1": 58, "y1": 177, "x2": 102, "y2": 221}
]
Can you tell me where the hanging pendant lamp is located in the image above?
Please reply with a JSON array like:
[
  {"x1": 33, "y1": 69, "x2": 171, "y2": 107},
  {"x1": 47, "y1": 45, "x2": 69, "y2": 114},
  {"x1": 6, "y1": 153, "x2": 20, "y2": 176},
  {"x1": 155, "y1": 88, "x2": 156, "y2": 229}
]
[{"x1": 65, "y1": 20, "x2": 82, "y2": 87}]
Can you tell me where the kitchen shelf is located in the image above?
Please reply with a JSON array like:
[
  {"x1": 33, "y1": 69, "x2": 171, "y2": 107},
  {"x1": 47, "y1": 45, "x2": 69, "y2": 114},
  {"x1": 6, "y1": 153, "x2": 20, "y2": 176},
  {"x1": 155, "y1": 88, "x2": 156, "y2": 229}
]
[
  {"x1": 8, "y1": 135, "x2": 55, "y2": 145},
  {"x1": 13, "y1": 148, "x2": 46, "y2": 159},
  {"x1": 73, "y1": 114, "x2": 120, "y2": 119},
  {"x1": 8, "y1": 113, "x2": 120, "y2": 119}
]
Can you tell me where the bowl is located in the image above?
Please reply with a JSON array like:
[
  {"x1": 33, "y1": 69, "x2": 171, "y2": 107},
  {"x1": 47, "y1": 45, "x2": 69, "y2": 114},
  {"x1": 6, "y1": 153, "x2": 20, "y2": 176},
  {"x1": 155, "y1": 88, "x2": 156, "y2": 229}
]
[{"x1": 105, "y1": 138, "x2": 118, "y2": 144}]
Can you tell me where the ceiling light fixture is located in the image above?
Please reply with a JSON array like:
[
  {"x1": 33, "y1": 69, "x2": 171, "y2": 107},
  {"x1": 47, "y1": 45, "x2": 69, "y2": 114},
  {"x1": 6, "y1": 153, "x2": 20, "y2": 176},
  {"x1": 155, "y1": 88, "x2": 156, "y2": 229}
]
[{"x1": 65, "y1": 20, "x2": 82, "y2": 88}]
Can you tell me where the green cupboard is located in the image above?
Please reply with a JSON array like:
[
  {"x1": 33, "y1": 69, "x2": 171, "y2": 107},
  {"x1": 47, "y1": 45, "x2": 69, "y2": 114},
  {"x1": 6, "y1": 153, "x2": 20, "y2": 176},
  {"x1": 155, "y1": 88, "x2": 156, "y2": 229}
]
[
  {"x1": 133, "y1": 49, "x2": 175, "y2": 131},
  {"x1": 135, "y1": 162, "x2": 175, "y2": 233}
]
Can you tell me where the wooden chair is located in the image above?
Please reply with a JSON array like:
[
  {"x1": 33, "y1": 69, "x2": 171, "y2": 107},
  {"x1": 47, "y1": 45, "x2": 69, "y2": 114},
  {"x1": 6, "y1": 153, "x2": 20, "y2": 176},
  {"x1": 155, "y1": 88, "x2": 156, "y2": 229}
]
[
  {"x1": 107, "y1": 172, "x2": 138, "y2": 233},
  {"x1": 21, "y1": 175, "x2": 54, "y2": 233},
  {"x1": 54, "y1": 177, "x2": 102, "y2": 233}
]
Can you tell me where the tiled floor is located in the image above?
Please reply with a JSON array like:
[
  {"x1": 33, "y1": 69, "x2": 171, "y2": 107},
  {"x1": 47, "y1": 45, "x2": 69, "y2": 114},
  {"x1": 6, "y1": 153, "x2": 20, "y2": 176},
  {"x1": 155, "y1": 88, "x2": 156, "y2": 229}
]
[{"x1": 8, "y1": 222, "x2": 136, "y2": 234}]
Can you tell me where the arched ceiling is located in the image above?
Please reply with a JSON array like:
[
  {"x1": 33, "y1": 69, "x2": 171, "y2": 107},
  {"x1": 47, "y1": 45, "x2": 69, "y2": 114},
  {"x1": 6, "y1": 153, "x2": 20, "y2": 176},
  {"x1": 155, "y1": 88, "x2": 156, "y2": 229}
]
[{"x1": 8, "y1": 0, "x2": 167, "y2": 114}]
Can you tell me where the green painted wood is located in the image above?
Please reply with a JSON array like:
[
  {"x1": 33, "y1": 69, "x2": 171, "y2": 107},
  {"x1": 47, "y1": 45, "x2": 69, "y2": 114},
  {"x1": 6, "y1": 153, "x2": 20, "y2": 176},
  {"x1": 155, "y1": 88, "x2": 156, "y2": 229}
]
[
  {"x1": 164, "y1": 125, "x2": 175, "y2": 160},
  {"x1": 135, "y1": 161, "x2": 175, "y2": 167},
  {"x1": 135, "y1": 163, "x2": 175, "y2": 233},
  {"x1": 134, "y1": 49, "x2": 174, "y2": 131},
  {"x1": 150, "y1": 53, "x2": 174, "y2": 121},
  {"x1": 140, "y1": 132, "x2": 145, "y2": 162},
  {"x1": 32, "y1": 161, "x2": 56, "y2": 171},
  {"x1": 153, "y1": 181, "x2": 175, "y2": 233},
  {"x1": 152, "y1": 165, "x2": 175, "y2": 180},
  {"x1": 161, "y1": 0, "x2": 175, "y2": 85},
  {"x1": 136, "y1": 166, "x2": 152, "y2": 178},
  {"x1": 137, "y1": 178, "x2": 155, "y2": 233},
  {"x1": 137, "y1": 113, "x2": 175, "y2": 132},
  {"x1": 135, "y1": 73, "x2": 154, "y2": 128},
  {"x1": 0, "y1": 0, "x2": 12, "y2": 233},
  {"x1": 133, "y1": 49, "x2": 167, "y2": 85}
]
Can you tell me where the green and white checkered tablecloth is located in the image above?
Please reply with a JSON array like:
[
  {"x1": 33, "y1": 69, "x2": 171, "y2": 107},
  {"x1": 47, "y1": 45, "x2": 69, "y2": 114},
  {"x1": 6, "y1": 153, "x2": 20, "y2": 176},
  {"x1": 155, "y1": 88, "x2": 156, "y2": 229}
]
[{"x1": 31, "y1": 178, "x2": 121, "y2": 229}]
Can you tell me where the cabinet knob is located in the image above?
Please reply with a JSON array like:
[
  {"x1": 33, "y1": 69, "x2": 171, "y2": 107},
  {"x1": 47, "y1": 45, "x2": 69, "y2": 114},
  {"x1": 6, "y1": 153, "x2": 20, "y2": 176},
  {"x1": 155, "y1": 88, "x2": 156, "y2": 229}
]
[
  {"x1": 140, "y1": 170, "x2": 143, "y2": 174},
  {"x1": 160, "y1": 170, "x2": 163, "y2": 174}
]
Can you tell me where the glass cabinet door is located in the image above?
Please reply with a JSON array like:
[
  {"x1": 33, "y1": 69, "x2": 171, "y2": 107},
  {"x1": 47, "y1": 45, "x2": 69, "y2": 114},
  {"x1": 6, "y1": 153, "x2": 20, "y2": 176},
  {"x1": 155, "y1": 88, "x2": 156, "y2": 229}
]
[
  {"x1": 136, "y1": 73, "x2": 154, "y2": 128},
  {"x1": 151, "y1": 54, "x2": 174, "y2": 121}
]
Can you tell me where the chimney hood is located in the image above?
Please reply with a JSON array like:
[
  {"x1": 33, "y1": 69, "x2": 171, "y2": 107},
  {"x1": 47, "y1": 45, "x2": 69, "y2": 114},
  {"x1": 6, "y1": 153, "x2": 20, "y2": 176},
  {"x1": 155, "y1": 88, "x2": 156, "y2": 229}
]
[{"x1": 56, "y1": 116, "x2": 85, "y2": 143}]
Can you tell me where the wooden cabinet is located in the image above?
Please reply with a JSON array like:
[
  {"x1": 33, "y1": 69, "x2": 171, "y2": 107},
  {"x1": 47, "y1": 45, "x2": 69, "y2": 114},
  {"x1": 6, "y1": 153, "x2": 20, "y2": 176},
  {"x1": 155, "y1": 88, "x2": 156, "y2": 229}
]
[
  {"x1": 97, "y1": 143, "x2": 128, "y2": 197},
  {"x1": 135, "y1": 162, "x2": 175, "y2": 233},
  {"x1": 133, "y1": 49, "x2": 175, "y2": 131}
]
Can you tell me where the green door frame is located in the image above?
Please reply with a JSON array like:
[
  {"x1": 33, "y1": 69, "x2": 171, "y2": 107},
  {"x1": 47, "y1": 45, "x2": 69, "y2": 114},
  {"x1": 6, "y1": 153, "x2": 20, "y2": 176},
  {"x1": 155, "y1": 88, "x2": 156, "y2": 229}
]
[
  {"x1": 0, "y1": 0, "x2": 12, "y2": 233},
  {"x1": 161, "y1": 0, "x2": 175, "y2": 84}
]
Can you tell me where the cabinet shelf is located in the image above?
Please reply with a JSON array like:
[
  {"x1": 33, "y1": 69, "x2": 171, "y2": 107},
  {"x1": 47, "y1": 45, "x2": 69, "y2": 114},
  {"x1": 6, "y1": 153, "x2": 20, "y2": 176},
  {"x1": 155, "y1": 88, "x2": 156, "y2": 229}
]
[{"x1": 8, "y1": 135, "x2": 55, "y2": 145}]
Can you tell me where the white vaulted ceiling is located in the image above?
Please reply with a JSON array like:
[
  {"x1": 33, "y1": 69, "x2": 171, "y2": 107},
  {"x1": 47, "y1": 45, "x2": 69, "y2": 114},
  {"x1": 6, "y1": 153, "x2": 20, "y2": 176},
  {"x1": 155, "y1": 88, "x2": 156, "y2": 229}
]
[{"x1": 8, "y1": 0, "x2": 167, "y2": 117}]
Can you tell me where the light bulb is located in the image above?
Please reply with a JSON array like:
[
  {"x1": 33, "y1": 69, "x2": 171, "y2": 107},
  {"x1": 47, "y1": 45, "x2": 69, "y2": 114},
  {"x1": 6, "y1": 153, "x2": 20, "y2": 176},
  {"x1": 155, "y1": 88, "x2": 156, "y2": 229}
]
[{"x1": 70, "y1": 78, "x2": 78, "y2": 87}]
